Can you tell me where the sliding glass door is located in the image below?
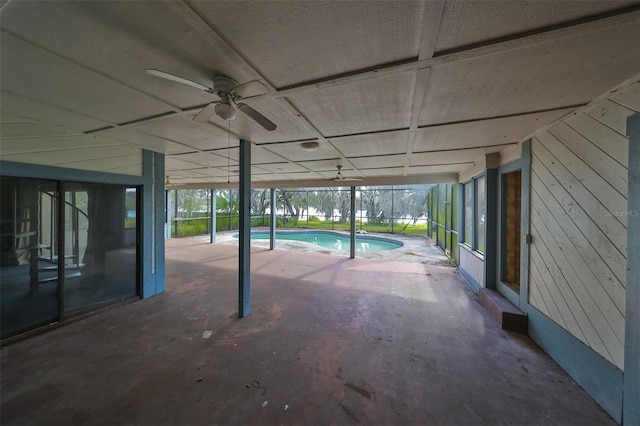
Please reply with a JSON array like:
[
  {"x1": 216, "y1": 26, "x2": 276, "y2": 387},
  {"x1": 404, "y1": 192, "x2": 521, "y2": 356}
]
[{"x1": 0, "y1": 177, "x2": 139, "y2": 339}]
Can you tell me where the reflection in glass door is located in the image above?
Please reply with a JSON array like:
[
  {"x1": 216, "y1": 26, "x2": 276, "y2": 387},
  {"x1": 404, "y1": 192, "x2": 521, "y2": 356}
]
[
  {"x1": 0, "y1": 178, "x2": 60, "y2": 337},
  {"x1": 63, "y1": 184, "x2": 138, "y2": 317},
  {"x1": 1, "y1": 178, "x2": 139, "y2": 339}
]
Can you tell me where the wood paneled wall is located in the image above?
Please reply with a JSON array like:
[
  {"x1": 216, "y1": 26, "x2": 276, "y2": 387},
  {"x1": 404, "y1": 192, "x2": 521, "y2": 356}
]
[{"x1": 529, "y1": 82, "x2": 637, "y2": 369}]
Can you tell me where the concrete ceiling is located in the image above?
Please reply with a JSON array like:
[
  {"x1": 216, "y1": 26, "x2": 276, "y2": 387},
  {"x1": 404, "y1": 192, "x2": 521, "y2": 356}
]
[{"x1": 1, "y1": 1, "x2": 638, "y2": 188}]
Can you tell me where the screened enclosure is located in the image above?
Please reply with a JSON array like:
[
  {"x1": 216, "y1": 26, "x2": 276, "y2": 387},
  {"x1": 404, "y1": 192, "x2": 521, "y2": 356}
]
[{"x1": 168, "y1": 185, "x2": 433, "y2": 238}]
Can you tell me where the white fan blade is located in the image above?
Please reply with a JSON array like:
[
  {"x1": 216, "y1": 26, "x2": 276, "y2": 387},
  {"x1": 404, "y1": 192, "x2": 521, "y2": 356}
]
[
  {"x1": 233, "y1": 80, "x2": 268, "y2": 98},
  {"x1": 194, "y1": 103, "x2": 217, "y2": 123},
  {"x1": 146, "y1": 69, "x2": 214, "y2": 93},
  {"x1": 237, "y1": 103, "x2": 277, "y2": 131}
]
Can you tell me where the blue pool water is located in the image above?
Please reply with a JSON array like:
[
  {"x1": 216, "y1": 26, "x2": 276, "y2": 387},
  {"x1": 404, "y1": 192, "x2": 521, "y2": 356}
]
[{"x1": 239, "y1": 230, "x2": 403, "y2": 252}]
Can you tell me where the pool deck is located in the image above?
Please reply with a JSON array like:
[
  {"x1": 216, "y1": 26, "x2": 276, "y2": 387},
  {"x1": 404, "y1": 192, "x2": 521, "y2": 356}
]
[
  {"x1": 0, "y1": 238, "x2": 614, "y2": 425},
  {"x1": 199, "y1": 229, "x2": 451, "y2": 266}
]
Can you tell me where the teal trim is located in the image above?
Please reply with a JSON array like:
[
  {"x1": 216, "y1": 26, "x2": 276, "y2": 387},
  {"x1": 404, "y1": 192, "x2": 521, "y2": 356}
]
[
  {"x1": 57, "y1": 181, "x2": 66, "y2": 320},
  {"x1": 165, "y1": 190, "x2": 173, "y2": 239},
  {"x1": 350, "y1": 186, "x2": 356, "y2": 259},
  {"x1": 140, "y1": 151, "x2": 165, "y2": 298},
  {"x1": 496, "y1": 281, "x2": 519, "y2": 306},
  {"x1": 153, "y1": 152, "x2": 165, "y2": 295},
  {"x1": 457, "y1": 184, "x2": 464, "y2": 241},
  {"x1": 484, "y1": 168, "x2": 498, "y2": 289},
  {"x1": 238, "y1": 140, "x2": 251, "y2": 318},
  {"x1": 0, "y1": 160, "x2": 144, "y2": 185},
  {"x1": 624, "y1": 113, "x2": 640, "y2": 426},
  {"x1": 270, "y1": 188, "x2": 276, "y2": 250},
  {"x1": 498, "y1": 173, "x2": 509, "y2": 289},
  {"x1": 210, "y1": 189, "x2": 217, "y2": 243},
  {"x1": 519, "y1": 140, "x2": 531, "y2": 313},
  {"x1": 141, "y1": 151, "x2": 154, "y2": 298},
  {"x1": 528, "y1": 306, "x2": 623, "y2": 423},
  {"x1": 471, "y1": 181, "x2": 476, "y2": 249}
]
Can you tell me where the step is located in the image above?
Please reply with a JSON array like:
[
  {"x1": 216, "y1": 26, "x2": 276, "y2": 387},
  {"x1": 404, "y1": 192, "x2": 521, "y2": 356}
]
[
  {"x1": 39, "y1": 263, "x2": 84, "y2": 271},
  {"x1": 38, "y1": 271, "x2": 82, "y2": 283},
  {"x1": 478, "y1": 288, "x2": 528, "y2": 334}
]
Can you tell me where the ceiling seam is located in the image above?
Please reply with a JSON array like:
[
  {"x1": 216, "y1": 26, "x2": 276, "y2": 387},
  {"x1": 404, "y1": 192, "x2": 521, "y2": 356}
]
[
  {"x1": 434, "y1": 4, "x2": 640, "y2": 58},
  {"x1": 417, "y1": 0, "x2": 446, "y2": 60},
  {"x1": 244, "y1": 8, "x2": 640, "y2": 102},
  {"x1": 404, "y1": 67, "x2": 432, "y2": 175},
  {"x1": 178, "y1": 0, "x2": 276, "y2": 91},
  {"x1": 43, "y1": 8, "x2": 640, "y2": 138},
  {"x1": 416, "y1": 104, "x2": 587, "y2": 129},
  {"x1": 410, "y1": 142, "x2": 519, "y2": 155},
  {"x1": 0, "y1": 89, "x2": 116, "y2": 131},
  {"x1": 273, "y1": 97, "x2": 352, "y2": 179}
]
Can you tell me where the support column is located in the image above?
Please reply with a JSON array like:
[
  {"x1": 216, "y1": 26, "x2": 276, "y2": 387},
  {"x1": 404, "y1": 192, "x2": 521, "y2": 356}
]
[
  {"x1": 624, "y1": 113, "x2": 639, "y2": 426},
  {"x1": 270, "y1": 188, "x2": 276, "y2": 250},
  {"x1": 238, "y1": 139, "x2": 251, "y2": 318},
  {"x1": 165, "y1": 190, "x2": 172, "y2": 239},
  {"x1": 142, "y1": 150, "x2": 165, "y2": 298},
  {"x1": 391, "y1": 186, "x2": 394, "y2": 234},
  {"x1": 210, "y1": 189, "x2": 216, "y2": 243},
  {"x1": 484, "y1": 154, "x2": 500, "y2": 289},
  {"x1": 350, "y1": 186, "x2": 356, "y2": 259},
  {"x1": 173, "y1": 189, "x2": 178, "y2": 238}
]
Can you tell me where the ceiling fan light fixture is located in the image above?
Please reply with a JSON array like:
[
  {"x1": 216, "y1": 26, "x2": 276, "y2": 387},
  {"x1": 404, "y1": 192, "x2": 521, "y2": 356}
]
[
  {"x1": 301, "y1": 141, "x2": 319, "y2": 151},
  {"x1": 215, "y1": 101, "x2": 237, "y2": 120}
]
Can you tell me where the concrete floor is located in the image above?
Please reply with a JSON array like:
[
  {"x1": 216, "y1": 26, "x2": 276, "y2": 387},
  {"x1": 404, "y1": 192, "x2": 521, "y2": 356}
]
[{"x1": 1, "y1": 238, "x2": 614, "y2": 425}]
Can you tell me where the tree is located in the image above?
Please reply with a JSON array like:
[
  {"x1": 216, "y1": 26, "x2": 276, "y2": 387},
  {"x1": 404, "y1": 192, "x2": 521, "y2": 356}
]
[
  {"x1": 216, "y1": 189, "x2": 240, "y2": 216},
  {"x1": 334, "y1": 188, "x2": 351, "y2": 222},
  {"x1": 278, "y1": 189, "x2": 307, "y2": 225},
  {"x1": 361, "y1": 188, "x2": 382, "y2": 223},
  {"x1": 177, "y1": 189, "x2": 209, "y2": 218},
  {"x1": 251, "y1": 189, "x2": 270, "y2": 216}
]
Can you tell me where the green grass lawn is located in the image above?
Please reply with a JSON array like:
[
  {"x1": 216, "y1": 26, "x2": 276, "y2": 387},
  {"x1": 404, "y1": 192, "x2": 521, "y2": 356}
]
[{"x1": 302, "y1": 221, "x2": 426, "y2": 236}]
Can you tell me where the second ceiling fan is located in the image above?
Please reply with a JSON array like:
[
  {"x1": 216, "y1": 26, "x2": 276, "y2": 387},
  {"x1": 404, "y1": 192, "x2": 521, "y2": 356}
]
[
  {"x1": 146, "y1": 69, "x2": 277, "y2": 131},
  {"x1": 332, "y1": 165, "x2": 364, "y2": 182}
]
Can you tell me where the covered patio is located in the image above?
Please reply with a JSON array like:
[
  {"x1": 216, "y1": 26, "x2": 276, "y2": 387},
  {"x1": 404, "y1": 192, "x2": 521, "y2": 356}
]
[{"x1": 0, "y1": 238, "x2": 614, "y2": 425}]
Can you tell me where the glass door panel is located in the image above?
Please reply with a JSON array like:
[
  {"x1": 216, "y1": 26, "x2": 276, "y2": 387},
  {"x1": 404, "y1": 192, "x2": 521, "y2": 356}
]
[
  {"x1": 63, "y1": 184, "x2": 138, "y2": 317},
  {"x1": 0, "y1": 177, "x2": 59, "y2": 338}
]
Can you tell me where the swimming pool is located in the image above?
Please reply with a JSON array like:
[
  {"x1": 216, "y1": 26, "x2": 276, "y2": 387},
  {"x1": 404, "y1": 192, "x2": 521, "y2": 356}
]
[{"x1": 241, "y1": 230, "x2": 403, "y2": 252}]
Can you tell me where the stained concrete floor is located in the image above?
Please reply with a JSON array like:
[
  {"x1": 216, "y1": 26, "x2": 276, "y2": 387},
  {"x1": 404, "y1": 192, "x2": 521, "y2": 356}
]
[{"x1": 1, "y1": 238, "x2": 614, "y2": 426}]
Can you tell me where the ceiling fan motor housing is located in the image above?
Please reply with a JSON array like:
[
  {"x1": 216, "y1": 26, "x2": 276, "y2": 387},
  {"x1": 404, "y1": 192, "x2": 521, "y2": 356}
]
[{"x1": 214, "y1": 75, "x2": 239, "y2": 94}]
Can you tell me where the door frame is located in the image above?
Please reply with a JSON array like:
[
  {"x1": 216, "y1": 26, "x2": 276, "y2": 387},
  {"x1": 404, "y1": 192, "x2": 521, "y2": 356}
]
[{"x1": 496, "y1": 140, "x2": 531, "y2": 311}]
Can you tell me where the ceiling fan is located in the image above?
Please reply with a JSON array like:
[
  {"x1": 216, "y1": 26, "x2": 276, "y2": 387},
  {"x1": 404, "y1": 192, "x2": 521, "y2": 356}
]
[
  {"x1": 146, "y1": 69, "x2": 277, "y2": 131},
  {"x1": 332, "y1": 165, "x2": 364, "y2": 182}
]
